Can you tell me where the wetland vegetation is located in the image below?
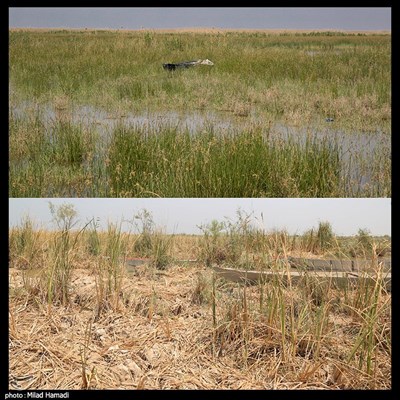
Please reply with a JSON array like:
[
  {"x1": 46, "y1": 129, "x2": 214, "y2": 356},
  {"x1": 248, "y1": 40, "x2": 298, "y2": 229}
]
[{"x1": 9, "y1": 29, "x2": 391, "y2": 197}]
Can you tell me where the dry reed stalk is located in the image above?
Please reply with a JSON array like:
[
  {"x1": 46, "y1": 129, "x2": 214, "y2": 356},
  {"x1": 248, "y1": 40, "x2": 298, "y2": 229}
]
[{"x1": 8, "y1": 262, "x2": 391, "y2": 389}]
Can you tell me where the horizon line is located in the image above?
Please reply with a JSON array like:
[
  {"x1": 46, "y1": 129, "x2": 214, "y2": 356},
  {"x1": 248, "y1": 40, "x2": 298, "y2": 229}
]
[{"x1": 8, "y1": 27, "x2": 392, "y2": 34}]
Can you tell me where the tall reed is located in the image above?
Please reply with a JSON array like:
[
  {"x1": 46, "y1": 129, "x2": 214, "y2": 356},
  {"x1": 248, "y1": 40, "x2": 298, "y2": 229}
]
[
  {"x1": 45, "y1": 203, "x2": 90, "y2": 306},
  {"x1": 94, "y1": 221, "x2": 126, "y2": 317},
  {"x1": 9, "y1": 216, "x2": 42, "y2": 269}
]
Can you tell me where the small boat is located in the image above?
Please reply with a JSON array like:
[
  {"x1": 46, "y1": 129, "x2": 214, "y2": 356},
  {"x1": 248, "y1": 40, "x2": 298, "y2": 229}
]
[{"x1": 163, "y1": 59, "x2": 214, "y2": 71}]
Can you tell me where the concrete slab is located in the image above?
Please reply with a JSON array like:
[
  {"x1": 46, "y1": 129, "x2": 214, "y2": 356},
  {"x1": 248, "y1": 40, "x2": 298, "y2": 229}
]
[
  {"x1": 212, "y1": 265, "x2": 391, "y2": 292},
  {"x1": 126, "y1": 258, "x2": 150, "y2": 267},
  {"x1": 310, "y1": 259, "x2": 332, "y2": 269},
  {"x1": 288, "y1": 256, "x2": 390, "y2": 273}
]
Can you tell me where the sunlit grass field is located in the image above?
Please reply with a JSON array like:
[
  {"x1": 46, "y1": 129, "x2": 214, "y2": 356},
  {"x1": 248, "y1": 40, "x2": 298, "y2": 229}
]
[{"x1": 9, "y1": 29, "x2": 391, "y2": 197}]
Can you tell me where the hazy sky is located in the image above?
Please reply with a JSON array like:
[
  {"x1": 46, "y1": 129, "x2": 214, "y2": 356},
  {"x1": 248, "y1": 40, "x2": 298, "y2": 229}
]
[
  {"x1": 9, "y1": 198, "x2": 391, "y2": 236},
  {"x1": 9, "y1": 7, "x2": 391, "y2": 31}
]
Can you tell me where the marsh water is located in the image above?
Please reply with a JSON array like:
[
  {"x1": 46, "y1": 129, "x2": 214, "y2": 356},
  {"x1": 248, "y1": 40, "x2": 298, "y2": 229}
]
[{"x1": 10, "y1": 100, "x2": 391, "y2": 195}]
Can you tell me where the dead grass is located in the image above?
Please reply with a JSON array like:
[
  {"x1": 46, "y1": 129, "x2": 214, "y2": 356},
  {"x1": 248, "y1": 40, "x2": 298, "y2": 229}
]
[{"x1": 9, "y1": 263, "x2": 391, "y2": 390}]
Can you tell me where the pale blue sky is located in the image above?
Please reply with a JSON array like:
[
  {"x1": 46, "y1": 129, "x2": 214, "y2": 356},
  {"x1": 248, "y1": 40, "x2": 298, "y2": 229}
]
[
  {"x1": 8, "y1": 198, "x2": 391, "y2": 236},
  {"x1": 9, "y1": 8, "x2": 391, "y2": 31}
]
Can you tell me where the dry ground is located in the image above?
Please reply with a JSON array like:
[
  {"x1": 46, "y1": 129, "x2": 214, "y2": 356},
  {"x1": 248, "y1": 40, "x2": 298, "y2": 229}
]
[{"x1": 9, "y1": 262, "x2": 391, "y2": 390}]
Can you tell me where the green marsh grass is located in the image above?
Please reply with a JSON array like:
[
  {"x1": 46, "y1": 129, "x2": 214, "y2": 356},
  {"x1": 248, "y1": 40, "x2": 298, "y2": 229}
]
[
  {"x1": 9, "y1": 111, "x2": 388, "y2": 197},
  {"x1": 107, "y1": 124, "x2": 342, "y2": 197},
  {"x1": 9, "y1": 111, "x2": 97, "y2": 197},
  {"x1": 9, "y1": 30, "x2": 391, "y2": 132},
  {"x1": 9, "y1": 30, "x2": 391, "y2": 198}
]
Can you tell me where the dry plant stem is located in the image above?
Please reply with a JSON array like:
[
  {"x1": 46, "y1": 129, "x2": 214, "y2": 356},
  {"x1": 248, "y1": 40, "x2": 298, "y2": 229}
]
[
  {"x1": 212, "y1": 271, "x2": 217, "y2": 357},
  {"x1": 80, "y1": 318, "x2": 97, "y2": 389}
]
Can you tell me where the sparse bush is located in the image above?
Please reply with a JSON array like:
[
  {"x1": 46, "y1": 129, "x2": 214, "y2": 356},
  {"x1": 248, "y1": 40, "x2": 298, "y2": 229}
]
[
  {"x1": 133, "y1": 209, "x2": 155, "y2": 257},
  {"x1": 301, "y1": 221, "x2": 335, "y2": 254},
  {"x1": 316, "y1": 221, "x2": 335, "y2": 252},
  {"x1": 198, "y1": 220, "x2": 227, "y2": 267},
  {"x1": 356, "y1": 228, "x2": 373, "y2": 255},
  {"x1": 132, "y1": 209, "x2": 173, "y2": 269}
]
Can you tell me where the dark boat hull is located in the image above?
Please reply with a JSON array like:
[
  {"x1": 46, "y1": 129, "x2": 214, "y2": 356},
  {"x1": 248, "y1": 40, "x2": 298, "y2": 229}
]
[{"x1": 162, "y1": 60, "x2": 200, "y2": 71}]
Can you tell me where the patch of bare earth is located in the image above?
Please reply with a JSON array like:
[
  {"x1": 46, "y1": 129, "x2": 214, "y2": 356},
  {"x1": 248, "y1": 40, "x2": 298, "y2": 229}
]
[{"x1": 9, "y1": 265, "x2": 391, "y2": 389}]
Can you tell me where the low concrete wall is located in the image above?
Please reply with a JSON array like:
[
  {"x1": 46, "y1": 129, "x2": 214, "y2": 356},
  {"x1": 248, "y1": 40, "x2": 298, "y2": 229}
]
[
  {"x1": 288, "y1": 256, "x2": 391, "y2": 272},
  {"x1": 126, "y1": 258, "x2": 150, "y2": 267},
  {"x1": 212, "y1": 265, "x2": 391, "y2": 292},
  {"x1": 330, "y1": 259, "x2": 353, "y2": 271}
]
